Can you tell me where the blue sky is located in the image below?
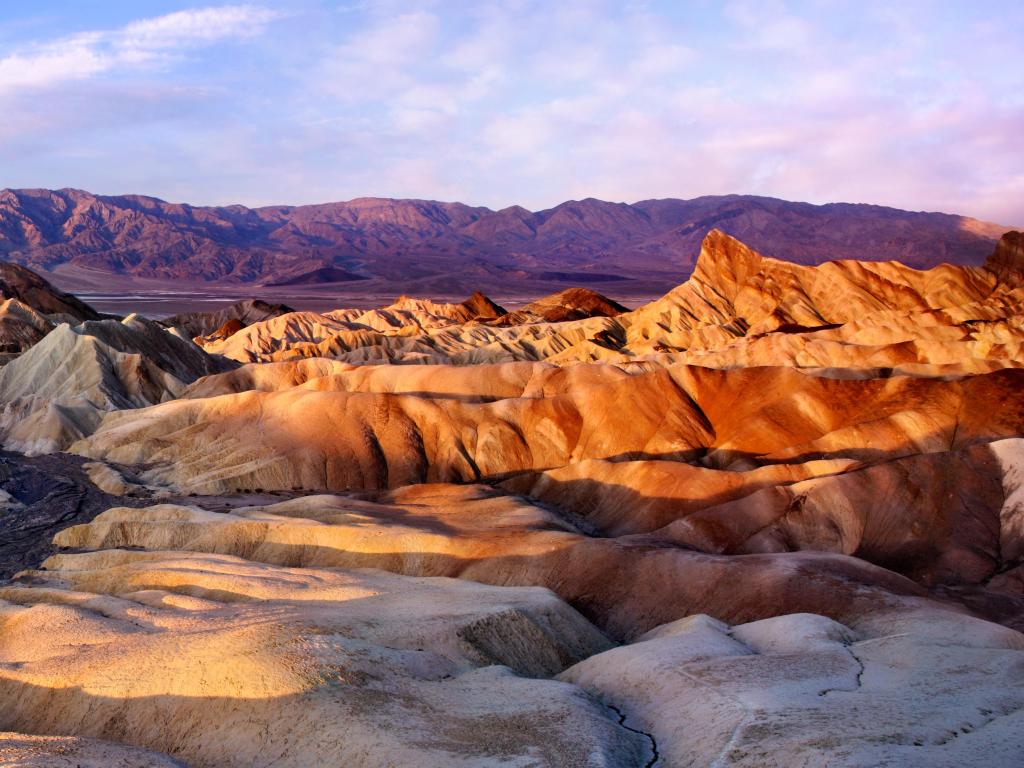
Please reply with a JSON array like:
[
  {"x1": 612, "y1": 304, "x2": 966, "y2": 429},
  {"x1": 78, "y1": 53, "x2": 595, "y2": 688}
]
[{"x1": 0, "y1": 1, "x2": 1021, "y2": 223}]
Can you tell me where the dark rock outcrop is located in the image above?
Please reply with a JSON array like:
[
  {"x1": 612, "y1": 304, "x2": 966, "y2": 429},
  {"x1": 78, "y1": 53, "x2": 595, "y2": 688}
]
[{"x1": 0, "y1": 261, "x2": 100, "y2": 321}]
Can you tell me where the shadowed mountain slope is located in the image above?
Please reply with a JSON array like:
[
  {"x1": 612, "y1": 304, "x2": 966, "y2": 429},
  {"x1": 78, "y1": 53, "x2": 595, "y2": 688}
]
[{"x1": 0, "y1": 260, "x2": 100, "y2": 321}]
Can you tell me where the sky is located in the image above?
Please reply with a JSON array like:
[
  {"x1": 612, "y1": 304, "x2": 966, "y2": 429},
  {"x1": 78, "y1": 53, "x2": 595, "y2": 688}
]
[{"x1": 0, "y1": 1, "x2": 1021, "y2": 223}]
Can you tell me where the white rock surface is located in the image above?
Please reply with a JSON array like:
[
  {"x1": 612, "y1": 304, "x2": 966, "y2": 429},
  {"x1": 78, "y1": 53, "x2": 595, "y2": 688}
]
[{"x1": 560, "y1": 610, "x2": 1024, "y2": 767}]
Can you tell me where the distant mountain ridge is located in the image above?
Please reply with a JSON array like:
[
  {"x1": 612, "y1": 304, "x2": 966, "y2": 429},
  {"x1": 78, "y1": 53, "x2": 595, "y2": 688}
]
[{"x1": 0, "y1": 188, "x2": 1012, "y2": 293}]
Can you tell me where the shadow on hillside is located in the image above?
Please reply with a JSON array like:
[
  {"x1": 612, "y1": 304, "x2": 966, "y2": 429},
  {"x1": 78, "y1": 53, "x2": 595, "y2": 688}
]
[{"x1": 0, "y1": 450, "x2": 157, "y2": 579}]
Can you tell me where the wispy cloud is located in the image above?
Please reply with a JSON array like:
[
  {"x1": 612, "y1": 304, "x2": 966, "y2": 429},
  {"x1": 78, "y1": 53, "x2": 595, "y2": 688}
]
[
  {"x1": 315, "y1": 10, "x2": 440, "y2": 102},
  {"x1": 0, "y1": 5, "x2": 277, "y2": 95}
]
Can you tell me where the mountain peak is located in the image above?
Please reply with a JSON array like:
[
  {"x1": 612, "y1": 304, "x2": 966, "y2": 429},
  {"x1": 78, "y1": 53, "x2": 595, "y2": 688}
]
[{"x1": 692, "y1": 228, "x2": 765, "y2": 287}]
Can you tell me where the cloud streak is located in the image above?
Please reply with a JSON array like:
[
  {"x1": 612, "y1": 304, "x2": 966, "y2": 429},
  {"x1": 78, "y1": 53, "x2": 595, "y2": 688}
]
[{"x1": 0, "y1": 5, "x2": 277, "y2": 95}]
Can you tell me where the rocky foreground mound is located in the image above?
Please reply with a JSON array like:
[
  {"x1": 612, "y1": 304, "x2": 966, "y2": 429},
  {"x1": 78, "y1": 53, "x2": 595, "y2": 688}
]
[
  {"x1": 2, "y1": 486, "x2": 1023, "y2": 766},
  {"x1": 1, "y1": 230, "x2": 1023, "y2": 765}
]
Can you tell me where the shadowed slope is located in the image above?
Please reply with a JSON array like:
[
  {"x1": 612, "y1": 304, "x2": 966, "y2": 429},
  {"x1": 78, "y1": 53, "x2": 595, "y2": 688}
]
[{"x1": 0, "y1": 261, "x2": 101, "y2": 322}]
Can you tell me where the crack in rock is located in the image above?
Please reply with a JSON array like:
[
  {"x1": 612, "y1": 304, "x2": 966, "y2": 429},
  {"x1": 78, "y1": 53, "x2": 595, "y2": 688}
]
[
  {"x1": 605, "y1": 702, "x2": 659, "y2": 767},
  {"x1": 818, "y1": 645, "x2": 865, "y2": 697}
]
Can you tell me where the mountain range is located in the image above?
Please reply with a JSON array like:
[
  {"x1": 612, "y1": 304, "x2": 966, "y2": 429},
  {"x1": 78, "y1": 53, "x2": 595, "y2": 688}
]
[{"x1": 0, "y1": 188, "x2": 1012, "y2": 297}]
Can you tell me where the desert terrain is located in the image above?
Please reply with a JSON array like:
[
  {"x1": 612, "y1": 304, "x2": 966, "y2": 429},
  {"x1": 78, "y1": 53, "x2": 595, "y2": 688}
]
[{"x1": 0, "y1": 226, "x2": 1022, "y2": 766}]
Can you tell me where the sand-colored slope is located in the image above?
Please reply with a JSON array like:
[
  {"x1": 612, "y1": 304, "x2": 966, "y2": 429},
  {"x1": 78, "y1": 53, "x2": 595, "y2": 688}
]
[
  {"x1": 64, "y1": 363, "x2": 1024, "y2": 631},
  {"x1": 204, "y1": 307, "x2": 624, "y2": 366},
  {"x1": 72, "y1": 363, "x2": 713, "y2": 492},
  {"x1": 0, "y1": 732, "x2": 182, "y2": 767},
  {"x1": 195, "y1": 292, "x2": 505, "y2": 361},
  {"x1": 621, "y1": 229, "x2": 1004, "y2": 349},
  {"x1": 0, "y1": 549, "x2": 648, "y2": 767},
  {"x1": 47, "y1": 485, "x2": 964, "y2": 639},
  {"x1": 3, "y1": 484, "x2": 1021, "y2": 766},
  {"x1": 615, "y1": 232, "x2": 1024, "y2": 375},
  {"x1": 184, "y1": 357, "x2": 632, "y2": 402},
  {"x1": 6, "y1": 493, "x2": 1022, "y2": 766}
]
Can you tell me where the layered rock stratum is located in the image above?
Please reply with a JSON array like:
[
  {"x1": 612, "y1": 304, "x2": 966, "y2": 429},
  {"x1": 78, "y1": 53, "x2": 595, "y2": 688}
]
[{"x1": 0, "y1": 229, "x2": 1023, "y2": 765}]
